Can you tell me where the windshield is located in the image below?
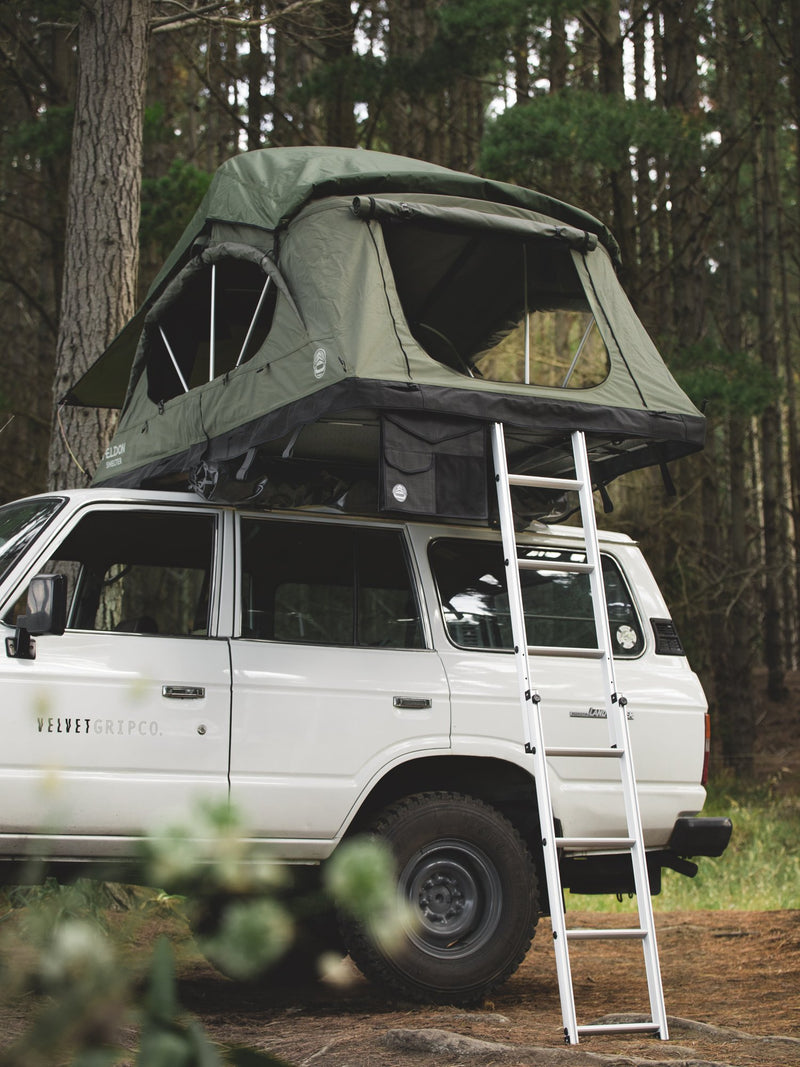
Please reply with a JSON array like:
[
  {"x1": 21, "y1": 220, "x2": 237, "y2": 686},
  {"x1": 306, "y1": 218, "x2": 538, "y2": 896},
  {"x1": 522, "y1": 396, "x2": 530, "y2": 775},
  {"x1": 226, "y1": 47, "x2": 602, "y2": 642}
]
[{"x1": 0, "y1": 498, "x2": 65, "y2": 585}]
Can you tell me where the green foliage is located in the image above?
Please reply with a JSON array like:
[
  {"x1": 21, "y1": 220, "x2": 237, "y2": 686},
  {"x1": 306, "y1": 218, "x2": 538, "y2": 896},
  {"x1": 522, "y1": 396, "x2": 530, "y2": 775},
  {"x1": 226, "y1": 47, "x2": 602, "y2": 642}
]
[
  {"x1": 666, "y1": 338, "x2": 779, "y2": 418},
  {"x1": 666, "y1": 777, "x2": 800, "y2": 911},
  {"x1": 570, "y1": 777, "x2": 800, "y2": 913},
  {"x1": 9, "y1": 0, "x2": 80, "y2": 20},
  {"x1": 480, "y1": 89, "x2": 704, "y2": 183},
  {"x1": 199, "y1": 898, "x2": 292, "y2": 981},
  {"x1": 2, "y1": 878, "x2": 135, "y2": 939},
  {"x1": 0, "y1": 885, "x2": 129, "y2": 1067},
  {"x1": 4, "y1": 106, "x2": 74, "y2": 167},
  {"x1": 134, "y1": 936, "x2": 291, "y2": 1065},
  {"x1": 136, "y1": 938, "x2": 225, "y2": 1067},
  {"x1": 361, "y1": 0, "x2": 530, "y2": 100},
  {"x1": 142, "y1": 799, "x2": 287, "y2": 895},
  {"x1": 324, "y1": 835, "x2": 396, "y2": 922},
  {"x1": 0, "y1": 805, "x2": 396, "y2": 1064},
  {"x1": 140, "y1": 159, "x2": 213, "y2": 257},
  {"x1": 434, "y1": 0, "x2": 531, "y2": 78}
]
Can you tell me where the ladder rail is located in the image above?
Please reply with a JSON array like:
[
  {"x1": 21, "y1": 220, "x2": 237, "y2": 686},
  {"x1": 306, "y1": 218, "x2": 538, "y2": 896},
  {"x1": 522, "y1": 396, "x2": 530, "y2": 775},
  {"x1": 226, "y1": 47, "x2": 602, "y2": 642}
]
[
  {"x1": 571, "y1": 430, "x2": 668, "y2": 1040},
  {"x1": 490, "y1": 424, "x2": 579, "y2": 1041},
  {"x1": 491, "y1": 422, "x2": 668, "y2": 1045}
]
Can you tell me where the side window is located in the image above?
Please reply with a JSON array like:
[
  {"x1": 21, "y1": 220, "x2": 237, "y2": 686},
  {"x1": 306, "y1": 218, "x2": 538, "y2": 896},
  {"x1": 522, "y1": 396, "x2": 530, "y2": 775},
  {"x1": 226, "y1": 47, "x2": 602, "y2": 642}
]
[
  {"x1": 239, "y1": 519, "x2": 423, "y2": 649},
  {"x1": 147, "y1": 248, "x2": 279, "y2": 405},
  {"x1": 0, "y1": 497, "x2": 65, "y2": 585},
  {"x1": 382, "y1": 223, "x2": 609, "y2": 388},
  {"x1": 429, "y1": 539, "x2": 643, "y2": 657},
  {"x1": 4, "y1": 510, "x2": 216, "y2": 637}
]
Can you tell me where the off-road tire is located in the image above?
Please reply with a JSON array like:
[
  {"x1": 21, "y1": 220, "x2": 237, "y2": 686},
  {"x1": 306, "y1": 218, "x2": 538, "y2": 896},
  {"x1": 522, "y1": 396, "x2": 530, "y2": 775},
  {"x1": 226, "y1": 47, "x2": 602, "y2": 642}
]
[{"x1": 341, "y1": 791, "x2": 539, "y2": 1004}]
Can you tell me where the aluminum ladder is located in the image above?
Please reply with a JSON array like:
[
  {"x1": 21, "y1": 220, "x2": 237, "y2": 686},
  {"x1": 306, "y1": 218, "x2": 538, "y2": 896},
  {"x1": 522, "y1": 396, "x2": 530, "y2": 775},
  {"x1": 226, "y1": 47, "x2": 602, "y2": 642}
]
[{"x1": 490, "y1": 422, "x2": 668, "y2": 1045}]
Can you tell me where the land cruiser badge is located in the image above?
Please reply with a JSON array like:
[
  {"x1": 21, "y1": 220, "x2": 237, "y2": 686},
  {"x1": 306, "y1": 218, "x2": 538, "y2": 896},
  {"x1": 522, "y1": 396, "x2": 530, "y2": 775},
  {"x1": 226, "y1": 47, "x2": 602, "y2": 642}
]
[{"x1": 571, "y1": 706, "x2": 634, "y2": 720}]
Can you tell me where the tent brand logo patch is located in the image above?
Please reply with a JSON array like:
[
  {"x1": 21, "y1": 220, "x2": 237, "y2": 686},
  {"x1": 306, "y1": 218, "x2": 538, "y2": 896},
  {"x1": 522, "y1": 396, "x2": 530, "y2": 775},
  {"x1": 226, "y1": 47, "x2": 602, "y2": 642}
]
[
  {"x1": 312, "y1": 348, "x2": 327, "y2": 379},
  {"x1": 392, "y1": 483, "x2": 408, "y2": 503},
  {"x1": 104, "y1": 442, "x2": 126, "y2": 469}
]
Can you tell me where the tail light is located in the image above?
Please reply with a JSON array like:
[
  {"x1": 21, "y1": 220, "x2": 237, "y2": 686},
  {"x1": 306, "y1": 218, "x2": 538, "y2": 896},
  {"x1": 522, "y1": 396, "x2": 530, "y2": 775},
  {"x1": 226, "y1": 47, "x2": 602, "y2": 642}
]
[{"x1": 701, "y1": 712, "x2": 711, "y2": 786}]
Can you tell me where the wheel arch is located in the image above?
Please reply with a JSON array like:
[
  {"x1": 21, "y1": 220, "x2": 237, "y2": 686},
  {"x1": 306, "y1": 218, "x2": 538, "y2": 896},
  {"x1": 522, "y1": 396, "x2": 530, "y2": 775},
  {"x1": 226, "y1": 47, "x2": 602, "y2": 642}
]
[{"x1": 344, "y1": 755, "x2": 545, "y2": 875}]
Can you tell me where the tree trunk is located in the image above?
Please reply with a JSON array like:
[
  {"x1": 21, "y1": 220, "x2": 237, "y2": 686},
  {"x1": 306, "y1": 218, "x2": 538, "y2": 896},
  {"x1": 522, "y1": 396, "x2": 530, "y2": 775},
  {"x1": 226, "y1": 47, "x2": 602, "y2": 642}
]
[
  {"x1": 660, "y1": 0, "x2": 706, "y2": 345},
  {"x1": 745, "y1": 0, "x2": 786, "y2": 703},
  {"x1": 755, "y1": 96, "x2": 787, "y2": 702},
  {"x1": 631, "y1": 0, "x2": 656, "y2": 325},
  {"x1": 385, "y1": 0, "x2": 435, "y2": 161},
  {"x1": 48, "y1": 0, "x2": 150, "y2": 490},
  {"x1": 591, "y1": 0, "x2": 637, "y2": 286},
  {"x1": 247, "y1": 3, "x2": 267, "y2": 150},
  {"x1": 321, "y1": 0, "x2": 357, "y2": 147},
  {"x1": 651, "y1": 13, "x2": 672, "y2": 337},
  {"x1": 711, "y1": 0, "x2": 756, "y2": 775}
]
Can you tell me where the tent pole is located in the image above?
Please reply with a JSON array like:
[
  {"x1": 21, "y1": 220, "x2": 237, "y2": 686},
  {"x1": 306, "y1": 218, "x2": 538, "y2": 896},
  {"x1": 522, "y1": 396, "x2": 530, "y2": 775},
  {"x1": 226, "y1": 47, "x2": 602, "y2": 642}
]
[
  {"x1": 209, "y1": 263, "x2": 217, "y2": 382},
  {"x1": 523, "y1": 246, "x2": 530, "y2": 385},
  {"x1": 236, "y1": 276, "x2": 272, "y2": 368},
  {"x1": 562, "y1": 317, "x2": 596, "y2": 388},
  {"x1": 159, "y1": 327, "x2": 189, "y2": 393}
]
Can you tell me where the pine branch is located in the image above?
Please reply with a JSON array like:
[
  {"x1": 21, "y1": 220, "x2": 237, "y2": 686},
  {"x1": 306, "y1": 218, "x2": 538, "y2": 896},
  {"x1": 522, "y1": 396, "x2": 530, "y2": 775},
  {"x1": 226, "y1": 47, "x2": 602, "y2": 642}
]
[{"x1": 151, "y1": 0, "x2": 326, "y2": 33}]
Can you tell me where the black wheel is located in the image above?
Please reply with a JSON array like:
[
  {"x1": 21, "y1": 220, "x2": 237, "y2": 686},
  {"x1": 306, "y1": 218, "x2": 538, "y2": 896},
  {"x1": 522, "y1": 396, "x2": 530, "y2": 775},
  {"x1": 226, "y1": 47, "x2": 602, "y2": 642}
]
[{"x1": 342, "y1": 791, "x2": 539, "y2": 1004}]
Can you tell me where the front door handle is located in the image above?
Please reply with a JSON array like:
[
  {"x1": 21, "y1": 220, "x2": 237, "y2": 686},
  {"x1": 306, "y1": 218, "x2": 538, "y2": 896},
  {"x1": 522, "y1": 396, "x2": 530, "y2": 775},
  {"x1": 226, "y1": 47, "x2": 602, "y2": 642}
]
[
  {"x1": 162, "y1": 685, "x2": 205, "y2": 700},
  {"x1": 393, "y1": 696, "x2": 432, "y2": 710}
]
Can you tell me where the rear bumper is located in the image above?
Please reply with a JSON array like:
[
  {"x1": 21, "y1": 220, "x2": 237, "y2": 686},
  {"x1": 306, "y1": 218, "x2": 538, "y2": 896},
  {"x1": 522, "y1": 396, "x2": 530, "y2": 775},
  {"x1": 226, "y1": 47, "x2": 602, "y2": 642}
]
[
  {"x1": 667, "y1": 816, "x2": 732, "y2": 858},
  {"x1": 560, "y1": 815, "x2": 732, "y2": 899}
]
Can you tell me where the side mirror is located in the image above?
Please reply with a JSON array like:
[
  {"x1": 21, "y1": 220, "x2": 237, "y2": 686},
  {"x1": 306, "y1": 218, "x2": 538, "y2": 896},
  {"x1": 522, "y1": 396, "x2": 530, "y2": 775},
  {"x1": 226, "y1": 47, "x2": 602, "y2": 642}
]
[{"x1": 6, "y1": 574, "x2": 68, "y2": 660}]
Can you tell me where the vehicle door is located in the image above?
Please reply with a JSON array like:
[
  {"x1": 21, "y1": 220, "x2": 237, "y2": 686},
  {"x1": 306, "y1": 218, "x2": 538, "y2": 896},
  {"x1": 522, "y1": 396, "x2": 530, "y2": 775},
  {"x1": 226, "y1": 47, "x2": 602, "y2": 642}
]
[
  {"x1": 426, "y1": 534, "x2": 650, "y2": 839},
  {"x1": 228, "y1": 515, "x2": 450, "y2": 846},
  {"x1": 0, "y1": 504, "x2": 230, "y2": 846}
]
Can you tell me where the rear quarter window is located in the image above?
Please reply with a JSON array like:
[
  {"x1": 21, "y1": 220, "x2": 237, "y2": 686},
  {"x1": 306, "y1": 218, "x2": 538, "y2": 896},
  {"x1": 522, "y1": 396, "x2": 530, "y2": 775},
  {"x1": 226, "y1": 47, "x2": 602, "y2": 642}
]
[{"x1": 429, "y1": 538, "x2": 644, "y2": 657}]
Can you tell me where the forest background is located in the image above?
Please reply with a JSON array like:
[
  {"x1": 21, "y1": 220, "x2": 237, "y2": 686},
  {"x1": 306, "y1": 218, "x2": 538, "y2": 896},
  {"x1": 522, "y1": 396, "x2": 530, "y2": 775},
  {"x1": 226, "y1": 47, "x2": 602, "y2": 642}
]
[{"x1": 0, "y1": 0, "x2": 797, "y2": 780}]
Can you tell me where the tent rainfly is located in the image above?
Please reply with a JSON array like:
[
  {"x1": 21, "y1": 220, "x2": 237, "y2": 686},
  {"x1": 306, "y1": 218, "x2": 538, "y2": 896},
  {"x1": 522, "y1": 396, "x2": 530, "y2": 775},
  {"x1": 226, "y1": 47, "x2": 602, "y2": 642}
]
[{"x1": 65, "y1": 147, "x2": 704, "y2": 521}]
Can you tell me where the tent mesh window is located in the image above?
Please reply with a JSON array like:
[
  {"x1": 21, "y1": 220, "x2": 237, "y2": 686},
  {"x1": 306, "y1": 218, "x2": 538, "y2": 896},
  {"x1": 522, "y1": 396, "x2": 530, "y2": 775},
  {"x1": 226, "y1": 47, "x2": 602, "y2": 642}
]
[
  {"x1": 147, "y1": 254, "x2": 278, "y2": 405},
  {"x1": 381, "y1": 222, "x2": 609, "y2": 388}
]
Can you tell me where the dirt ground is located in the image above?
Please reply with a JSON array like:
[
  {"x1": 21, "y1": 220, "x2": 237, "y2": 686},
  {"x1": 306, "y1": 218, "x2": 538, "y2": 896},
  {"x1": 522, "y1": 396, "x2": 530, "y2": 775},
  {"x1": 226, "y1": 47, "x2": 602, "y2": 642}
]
[
  {"x1": 184, "y1": 672, "x2": 798, "y2": 1066},
  {"x1": 166, "y1": 678, "x2": 798, "y2": 1065},
  {"x1": 165, "y1": 907, "x2": 800, "y2": 1067},
  {"x1": 2, "y1": 906, "x2": 798, "y2": 1066},
  {"x1": 1, "y1": 675, "x2": 799, "y2": 1066}
]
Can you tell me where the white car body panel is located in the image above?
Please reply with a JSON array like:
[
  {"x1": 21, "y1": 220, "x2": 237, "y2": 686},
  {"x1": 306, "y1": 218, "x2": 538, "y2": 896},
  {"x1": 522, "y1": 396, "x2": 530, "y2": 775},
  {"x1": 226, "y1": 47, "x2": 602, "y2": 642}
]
[
  {"x1": 229, "y1": 640, "x2": 450, "y2": 838},
  {"x1": 0, "y1": 488, "x2": 710, "y2": 869},
  {"x1": 0, "y1": 629, "x2": 231, "y2": 835}
]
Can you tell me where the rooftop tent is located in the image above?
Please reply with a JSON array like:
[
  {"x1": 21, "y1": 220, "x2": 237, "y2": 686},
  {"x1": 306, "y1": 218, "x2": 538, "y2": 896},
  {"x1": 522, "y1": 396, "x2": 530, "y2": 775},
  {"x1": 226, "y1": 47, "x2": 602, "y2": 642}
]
[{"x1": 66, "y1": 146, "x2": 704, "y2": 519}]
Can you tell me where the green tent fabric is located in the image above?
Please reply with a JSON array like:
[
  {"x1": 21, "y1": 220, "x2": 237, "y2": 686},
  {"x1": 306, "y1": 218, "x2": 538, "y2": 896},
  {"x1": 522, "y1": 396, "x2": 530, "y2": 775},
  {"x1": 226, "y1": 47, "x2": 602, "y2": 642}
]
[{"x1": 65, "y1": 147, "x2": 703, "y2": 514}]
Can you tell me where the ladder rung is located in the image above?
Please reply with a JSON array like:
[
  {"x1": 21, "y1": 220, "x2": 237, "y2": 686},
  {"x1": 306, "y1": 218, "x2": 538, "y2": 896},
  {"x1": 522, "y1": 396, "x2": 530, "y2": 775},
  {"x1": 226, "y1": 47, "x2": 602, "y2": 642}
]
[
  {"x1": 527, "y1": 644, "x2": 604, "y2": 659},
  {"x1": 546, "y1": 746, "x2": 624, "y2": 759},
  {"x1": 508, "y1": 472, "x2": 582, "y2": 492},
  {"x1": 519, "y1": 559, "x2": 594, "y2": 574},
  {"x1": 577, "y1": 1022, "x2": 662, "y2": 1037},
  {"x1": 556, "y1": 836, "x2": 635, "y2": 850},
  {"x1": 567, "y1": 927, "x2": 647, "y2": 941}
]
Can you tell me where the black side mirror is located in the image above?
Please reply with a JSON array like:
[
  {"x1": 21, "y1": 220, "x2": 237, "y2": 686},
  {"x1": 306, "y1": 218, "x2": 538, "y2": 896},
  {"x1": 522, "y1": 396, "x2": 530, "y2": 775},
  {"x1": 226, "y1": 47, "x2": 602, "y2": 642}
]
[{"x1": 6, "y1": 574, "x2": 68, "y2": 660}]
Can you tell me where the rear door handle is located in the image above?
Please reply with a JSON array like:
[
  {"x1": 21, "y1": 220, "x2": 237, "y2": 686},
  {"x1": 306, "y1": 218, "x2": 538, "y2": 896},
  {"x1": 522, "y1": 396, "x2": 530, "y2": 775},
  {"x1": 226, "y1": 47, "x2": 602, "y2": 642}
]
[
  {"x1": 162, "y1": 685, "x2": 205, "y2": 700},
  {"x1": 393, "y1": 696, "x2": 432, "y2": 710}
]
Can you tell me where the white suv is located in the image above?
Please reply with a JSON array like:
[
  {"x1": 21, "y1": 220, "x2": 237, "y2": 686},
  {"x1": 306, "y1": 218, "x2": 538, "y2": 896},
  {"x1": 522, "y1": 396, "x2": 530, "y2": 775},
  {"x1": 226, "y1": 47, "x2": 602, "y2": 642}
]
[{"x1": 0, "y1": 488, "x2": 730, "y2": 1003}]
